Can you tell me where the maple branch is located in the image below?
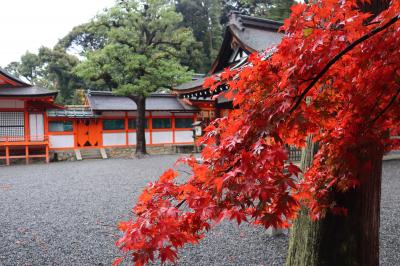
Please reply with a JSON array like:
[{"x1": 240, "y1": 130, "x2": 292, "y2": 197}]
[
  {"x1": 176, "y1": 199, "x2": 186, "y2": 208},
  {"x1": 177, "y1": 169, "x2": 193, "y2": 176},
  {"x1": 174, "y1": 165, "x2": 236, "y2": 209},
  {"x1": 368, "y1": 87, "x2": 400, "y2": 126},
  {"x1": 289, "y1": 14, "x2": 400, "y2": 114}
]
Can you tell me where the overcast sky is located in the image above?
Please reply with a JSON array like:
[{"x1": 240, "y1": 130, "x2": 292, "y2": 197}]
[{"x1": 0, "y1": 0, "x2": 116, "y2": 67}]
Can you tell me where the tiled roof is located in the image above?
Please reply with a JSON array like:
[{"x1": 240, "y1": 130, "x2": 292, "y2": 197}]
[
  {"x1": 174, "y1": 77, "x2": 205, "y2": 91},
  {"x1": 87, "y1": 91, "x2": 198, "y2": 112},
  {"x1": 0, "y1": 86, "x2": 57, "y2": 97},
  {"x1": 174, "y1": 13, "x2": 283, "y2": 93},
  {"x1": 0, "y1": 68, "x2": 57, "y2": 97},
  {"x1": 228, "y1": 13, "x2": 283, "y2": 52}
]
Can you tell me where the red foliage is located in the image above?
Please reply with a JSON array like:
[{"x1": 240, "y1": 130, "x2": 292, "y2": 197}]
[{"x1": 115, "y1": 1, "x2": 400, "y2": 265}]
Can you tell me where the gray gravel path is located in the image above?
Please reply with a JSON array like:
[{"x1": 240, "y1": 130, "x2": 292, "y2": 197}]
[
  {"x1": 0, "y1": 156, "x2": 398, "y2": 266},
  {"x1": 380, "y1": 160, "x2": 400, "y2": 266}
]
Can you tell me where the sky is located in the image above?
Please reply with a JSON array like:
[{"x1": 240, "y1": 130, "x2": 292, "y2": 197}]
[{"x1": 0, "y1": 0, "x2": 116, "y2": 67}]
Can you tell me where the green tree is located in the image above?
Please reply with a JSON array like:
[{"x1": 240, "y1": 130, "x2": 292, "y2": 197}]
[
  {"x1": 176, "y1": 0, "x2": 223, "y2": 72},
  {"x1": 38, "y1": 47, "x2": 84, "y2": 103},
  {"x1": 16, "y1": 52, "x2": 42, "y2": 83},
  {"x1": 75, "y1": 0, "x2": 195, "y2": 156},
  {"x1": 221, "y1": 0, "x2": 295, "y2": 22},
  {"x1": 4, "y1": 61, "x2": 21, "y2": 78},
  {"x1": 56, "y1": 21, "x2": 109, "y2": 56},
  {"x1": 4, "y1": 52, "x2": 42, "y2": 83},
  {"x1": 265, "y1": 0, "x2": 295, "y2": 21},
  {"x1": 4, "y1": 48, "x2": 84, "y2": 104}
]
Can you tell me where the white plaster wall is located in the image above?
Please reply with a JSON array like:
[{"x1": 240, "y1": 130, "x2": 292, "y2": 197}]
[
  {"x1": 146, "y1": 132, "x2": 151, "y2": 144},
  {"x1": 49, "y1": 135, "x2": 74, "y2": 148},
  {"x1": 152, "y1": 131, "x2": 173, "y2": 144},
  {"x1": 128, "y1": 132, "x2": 151, "y2": 145},
  {"x1": 128, "y1": 132, "x2": 136, "y2": 145},
  {"x1": 175, "y1": 131, "x2": 194, "y2": 143},
  {"x1": 102, "y1": 132, "x2": 126, "y2": 146},
  {"x1": 0, "y1": 100, "x2": 24, "y2": 109}
]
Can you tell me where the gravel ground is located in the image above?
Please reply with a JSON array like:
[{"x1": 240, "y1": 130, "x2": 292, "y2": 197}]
[
  {"x1": 0, "y1": 156, "x2": 398, "y2": 266},
  {"x1": 379, "y1": 160, "x2": 400, "y2": 266}
]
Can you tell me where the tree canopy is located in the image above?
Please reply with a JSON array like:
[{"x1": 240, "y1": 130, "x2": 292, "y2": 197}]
[
  {"x1": 114, "y1": 0, "x2": 400, "y2": 265},
  {"x1": 175, "y1": 0, "x2": 223, "y2": 72},
  {"x1": 4, "y1": 48, "x2": 84, "y2": 104},
  {"x1": 3, "y1": 0, "x2": 295, "y2": 101},
  {"x1": 74, "y1": 0, "x2": 197, "y2": 155},
  {"x1": 75, "y1": 0, "x2": 194, "y2": 96}
]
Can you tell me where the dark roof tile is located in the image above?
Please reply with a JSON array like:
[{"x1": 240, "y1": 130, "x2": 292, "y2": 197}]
[
  {"x1": 174, "y1": 77, "x2": 205, "y2": 91},
  {"x1": 227, "y1": 12, "x2": 283, "y2": 52},
  {"x1": 87, "y1": 92, "x2": 198, "y2": 112},
  {"x1": 0, "y1": 86, "x2": 57, "y2": 97},
  {"x1": 0, "y1": 69, "x2": 57, "y2": 97}
]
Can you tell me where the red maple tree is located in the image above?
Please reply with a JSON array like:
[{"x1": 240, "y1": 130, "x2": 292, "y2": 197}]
[{"x1": 114, "y1": 1, "x2": 400, "y2": 265}]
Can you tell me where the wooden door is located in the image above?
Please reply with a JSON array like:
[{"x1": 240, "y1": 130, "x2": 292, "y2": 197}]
[
  {"x1": 76, "y1": 119, "x2": 101, "y2": 148},
  {"x1": 29, "y1": 113, "x2": 44, "y2": 141}
]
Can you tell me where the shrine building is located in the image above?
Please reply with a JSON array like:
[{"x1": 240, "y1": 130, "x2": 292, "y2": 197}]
[
  {"x1": 47, "y1": 91, "x2": 197, "y2": 150},
  {"x1": 173, "y1": 12, "x2": 284, "y2": 123},
  {"x1": 0, "y1": 69, "x2": 198, "y2": 165},
  {"x1": 0, "y1": 68, "x2": 59, "y2": 165}
]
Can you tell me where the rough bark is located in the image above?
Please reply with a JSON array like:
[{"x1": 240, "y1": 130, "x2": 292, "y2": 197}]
[
  {"x1": 286, "y1": 137, "x2": 383, "y2": 266},
  {"x1": 129, "y1": 94, "x2": 147, "y2": 158},
  {"x1": 286, "y1": 135, "x2": 319, "y2": 266},
  {"x1": 287, "y1": 2, "x2": 387, "y2": 265}
]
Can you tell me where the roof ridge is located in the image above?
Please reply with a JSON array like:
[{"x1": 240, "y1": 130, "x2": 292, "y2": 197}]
[
  {"x1": 149, "y1": 93, "x2": 176, "y2": 97},
  {"x1": 228, "y1": 12, "x2": 283, "y2": 31},
  {"x1": 88, "y1": 90, "x2": 114, "y2": 96},
  {"x1": 239, "y1": 14, "x2": 284, "y2": 26},
  {"x1": 88, "y1": 90, "x2": 178, "y2": 98}
]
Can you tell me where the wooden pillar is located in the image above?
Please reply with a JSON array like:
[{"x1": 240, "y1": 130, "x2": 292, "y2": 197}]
[
  {"x1": 5, "y1": 145, "x2": 9, "y2": 166},
  {"x1": 149, "y1": 111, "x2": 153, "y2": 145},
  {"x1": 172, "y1": 113, "x2": 176, "y2": 144},
  {"x1": 43, "y1": 111, "x2": 48, "y2": 141},
  {"x1": 25, "y1": 145, "x2": 29, "y2": 164},
  {"x1": 24, "y1": 110, "x2": 29, "y2": 140},
  {"x1": 73, "y1": 119, "x2": 78, "y2": 148},
  {"x1": 45, "y1": 144, "x2": 49, "y2": 164},
  {"x1": 125, "y1": 112, "x2": 129, "y2": 146}
]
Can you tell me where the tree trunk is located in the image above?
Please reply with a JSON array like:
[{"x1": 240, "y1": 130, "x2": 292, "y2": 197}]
[
  {"x1": 129, "y1": 95, "x2": 147, "y2": 158},
  {"x1": 287, "y1": 2, "x2": 387, "y2": 265},
  {"x1": 286, "y1": 137, "x2": 383, "y2": 266}
]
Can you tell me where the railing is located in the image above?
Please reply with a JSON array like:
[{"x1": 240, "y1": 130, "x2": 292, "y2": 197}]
[
  {"x1": 0, "y1": 135, "x2": 49, "y2": 165},
  {"x1": 0, "y1": 135, "x2": 49, "y2": 144}
]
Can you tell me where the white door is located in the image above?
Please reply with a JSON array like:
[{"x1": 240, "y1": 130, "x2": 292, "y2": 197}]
[{"x1": 29, "y1": 114, "x2": 44, "y2": 141}]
